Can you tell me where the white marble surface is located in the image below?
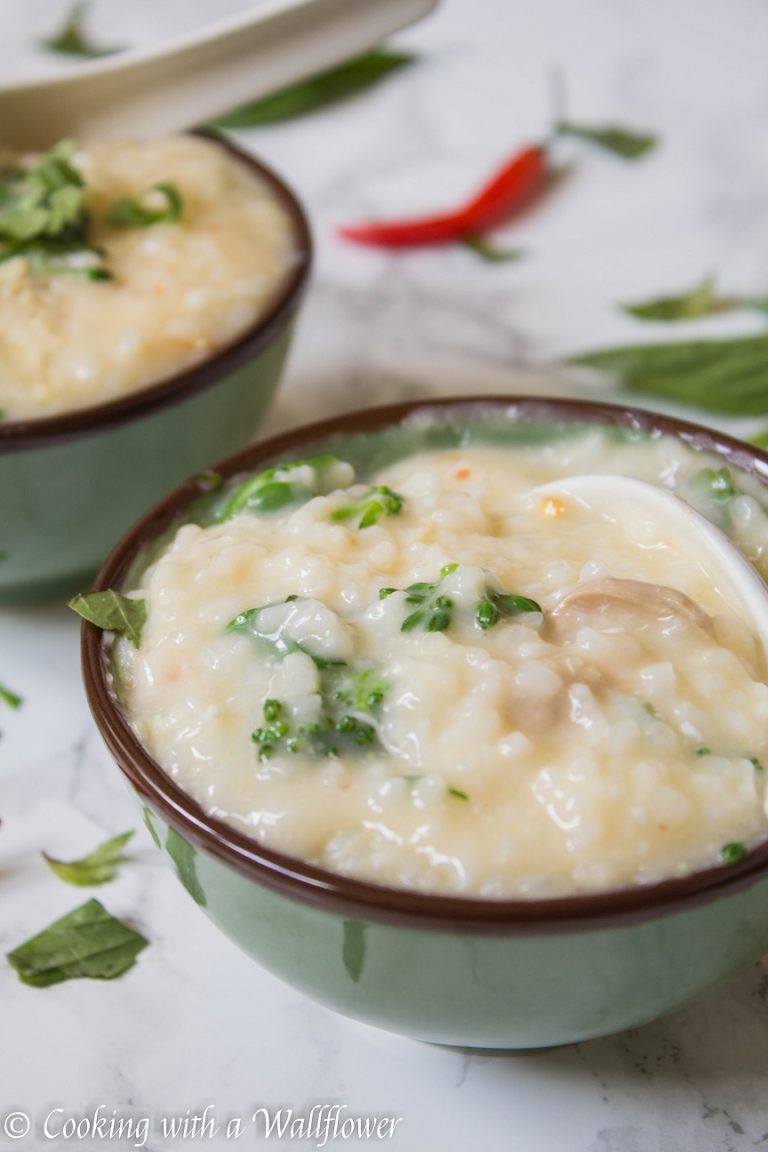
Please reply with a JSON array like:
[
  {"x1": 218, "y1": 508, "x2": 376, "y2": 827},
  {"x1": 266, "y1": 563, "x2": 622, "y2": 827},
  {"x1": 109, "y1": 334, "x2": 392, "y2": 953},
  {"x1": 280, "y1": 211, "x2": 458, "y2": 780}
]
[{"x1": 3, "y1": 1, "x2": 768, "y2": 1149}]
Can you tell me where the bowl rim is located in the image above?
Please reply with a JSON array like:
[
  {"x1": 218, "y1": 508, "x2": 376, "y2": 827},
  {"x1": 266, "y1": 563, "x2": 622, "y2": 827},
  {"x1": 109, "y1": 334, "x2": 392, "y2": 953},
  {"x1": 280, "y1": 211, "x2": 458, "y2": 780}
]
[
  {"x1": 0, "y1": 130, "x2": 312, "y2": 453},
  {"x1": 82, "y1": 394, "x2": 768, "y2": 935}
]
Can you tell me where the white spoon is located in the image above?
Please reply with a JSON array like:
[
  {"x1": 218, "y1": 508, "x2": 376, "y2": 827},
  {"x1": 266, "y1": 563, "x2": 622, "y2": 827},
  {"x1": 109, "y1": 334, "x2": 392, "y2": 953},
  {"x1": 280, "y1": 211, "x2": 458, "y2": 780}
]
[
  {"x1": 524, "y1": 473, "x2": 768, "y2": 658},
  {"x1": 0, "y1": 0, "x2": 437, "y2": 149}
]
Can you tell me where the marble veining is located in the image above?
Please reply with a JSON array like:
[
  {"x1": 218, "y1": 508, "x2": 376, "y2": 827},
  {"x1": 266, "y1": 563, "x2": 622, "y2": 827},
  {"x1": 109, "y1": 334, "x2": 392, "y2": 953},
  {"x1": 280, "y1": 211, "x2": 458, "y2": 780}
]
[{"x1": 2, "y1": 1, "x2": 768, "y2": 1149}]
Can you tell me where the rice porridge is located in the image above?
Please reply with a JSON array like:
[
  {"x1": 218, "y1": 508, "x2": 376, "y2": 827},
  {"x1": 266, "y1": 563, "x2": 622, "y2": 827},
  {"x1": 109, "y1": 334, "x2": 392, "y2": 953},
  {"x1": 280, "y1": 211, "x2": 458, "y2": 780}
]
[
  {"x1": 0, "y1": 135, "x2": 297, "y2": 420},
  {"x1": 113, "y1": 418, "x2": 768, "y2": 898}
]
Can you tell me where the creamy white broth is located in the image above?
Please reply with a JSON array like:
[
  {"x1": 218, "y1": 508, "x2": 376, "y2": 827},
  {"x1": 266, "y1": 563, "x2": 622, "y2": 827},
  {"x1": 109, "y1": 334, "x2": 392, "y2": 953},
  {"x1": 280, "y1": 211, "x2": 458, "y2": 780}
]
[
  {"x1": 116, "y1": 428, "x2": 768, "y2": 898},
  {"x1": 0, "y1": 136, "x2": 296, "y2": 420}
]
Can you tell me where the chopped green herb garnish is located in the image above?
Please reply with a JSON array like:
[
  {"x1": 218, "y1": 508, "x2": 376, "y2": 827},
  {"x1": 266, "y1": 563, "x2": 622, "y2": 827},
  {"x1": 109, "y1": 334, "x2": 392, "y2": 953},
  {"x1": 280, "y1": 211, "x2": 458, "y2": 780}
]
[
  {"x1": 217, "y1": 456, "x2": 351, "y2": 522},
  {"x1": 330, "y1": 485, "x2": 404, "y2": 528},
  {"x1": 251, "y1": 665, "x2": 386, "y2": 761},
  {"x1": 475, "y1": 588, "x2": 542, "y2": 630},
  {"x1": 40, "y1": 1, "x2": 123, "y2": 58},
  {"x1": 43, "y1": 831, "x2": 134, "y2": 887},
  {"x1": 6, "y1": 899, "x2": 148, "y2": 987},
  {"x1": 394, "y1": 563, "x2": 459, "y2": 633},
  {"x1": 106, "y1": 182, "x2": 183, "y2": 228},
  {"x1": 720, "y1": 841, "x2": 747, "y2": 865},
  {"x1": 69, "y1": 590, "x2": 146, "y2": 647},
  {"x1": 750, "y1": 756, "x2": 765, "y2": 772},
  {"x1": 695, "y1": 747, "x2": 711, "y2": 757},
  {"x1": 402, "y1": 774, "x2": 424, "y2": 785},
  {"x1": 228, "y1": 597, "x2": 346, "y2": 669},
  {"x1": 210, "y1": 48, "x2": 414, "y2": 128},
  {"x1": 447, "y1": 787, "x2": 469, "y2": 801},
  {"x1": 0, "y1": 141, "x2": 99, "y2": 276},
  {"x1": 696, "y1": 466, "x2": 740, "y2": 502},
  {"x1": 556, "y1": 120, "x2": 657, "y2": 159},
  {"x1": 0, "y1": 683, "x2": 22, "y2": 709},
  {"x1": 333, "y1": 667, "x2": 389, "y2": 712},
  {"x1": 385, "y1": 564, "x2": 540, "y2": 634},
  {"x1": 20, "y1": 243, "x2": 111, "y2": 280}
]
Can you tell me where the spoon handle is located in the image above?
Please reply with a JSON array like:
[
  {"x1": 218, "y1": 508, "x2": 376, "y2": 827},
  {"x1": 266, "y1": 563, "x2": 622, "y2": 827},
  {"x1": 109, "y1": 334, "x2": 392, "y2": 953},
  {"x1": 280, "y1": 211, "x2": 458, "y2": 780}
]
[{"x1": 1, "y1": 0, "x2": 437, "y2": 148}]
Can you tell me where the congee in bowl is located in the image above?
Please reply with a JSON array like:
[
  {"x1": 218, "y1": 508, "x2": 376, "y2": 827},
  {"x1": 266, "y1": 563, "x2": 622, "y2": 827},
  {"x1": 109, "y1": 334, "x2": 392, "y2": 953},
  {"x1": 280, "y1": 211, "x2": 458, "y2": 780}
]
[
  {"x1": 0, "y1": 132, "x2": 310, "y2": 603},
  {"x1": 81, "y1": 398, "x2": 768, "y2": 1047},
  {"x1": 0, "y1": 134, "x2": 298, "y2": 420}
]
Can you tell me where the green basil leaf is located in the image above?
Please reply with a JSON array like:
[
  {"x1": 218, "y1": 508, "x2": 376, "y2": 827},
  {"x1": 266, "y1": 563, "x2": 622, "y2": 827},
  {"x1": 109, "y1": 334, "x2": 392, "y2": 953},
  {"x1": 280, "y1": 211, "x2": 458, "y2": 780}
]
[
  {"x1": 461, "y1": 234, "x2": 525, "y2": 263},
  {"x1": 0, "y1": 683, "x2": 22, "y2": 709},
  {"x1": 43, "y1": 831, "x2": 134, "y2": 887},
  {"x1": 569, "y1": 333, "x2": 768, "y2": 416},
  {"x1": 40, "y1": 1, "x2": 124, "y2": 58},
  {"x1": 556, "y1": 120, "x2": 657, "y2": 159},
  {"x1": 211, "y1": 48, "x2": 414, "y2": 128},
  {"x1": 622, "y1": 275, "x2": 723, "y2": 321},
  {"x1": 6, "y1": 899, "x2": 148, "y2": 987},
  {"x1": 68, "y1": 590, "x2": 146, "y2": 647},
  {"x1": 106, "y1": 182, "x2": 183, "y2": 228}
]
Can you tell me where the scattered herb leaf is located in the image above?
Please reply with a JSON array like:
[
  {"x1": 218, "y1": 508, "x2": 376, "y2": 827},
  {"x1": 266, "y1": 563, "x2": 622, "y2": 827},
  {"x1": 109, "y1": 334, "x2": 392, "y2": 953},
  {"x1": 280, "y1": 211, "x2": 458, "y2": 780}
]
[
  {"x1": 6, "y1": 899, "x2": 148, "y2": 987},
  {"x1": 556, "y1": 120, "x2": 657, "y2": 159},
  {"x1": 750, "y1": 756, "x2": 765, "y2": 772},
  {"x1": 43, "y1": 831, "x2": 134, "y2": 887},
  {"x1": 40, "y1": 1, "x2": 123, "y2": 58},
  {"x1": 623, "y1": 276, "x2": 722, "y2": 321},
  {"x1": 569, "y1": 333, "x2": 768, "y2": 416},
  {"x1": 461, "y1": 234, "x2": 525, "y2": 263},
  {"x1": 447, "y1": 787, "x2": 469, "y2": 800},
  {"x1": 106, "y1": 182, "x2": 183, "y2": 228},
  {"x1": 211, "y1": 48, "x2": 414, "y2": 128},
  {"x1": 68, "y1": 590, "x2": 146, "y2": 647},
  {"x1": 0, "y1": 683, "x2": 22, "y2": 709},
  {"x1": 330, "y1": 485, "x2": 404, "y2": 528},
  {"x1": 720, "y1": 841, "x2": 747, "y2": 865}
]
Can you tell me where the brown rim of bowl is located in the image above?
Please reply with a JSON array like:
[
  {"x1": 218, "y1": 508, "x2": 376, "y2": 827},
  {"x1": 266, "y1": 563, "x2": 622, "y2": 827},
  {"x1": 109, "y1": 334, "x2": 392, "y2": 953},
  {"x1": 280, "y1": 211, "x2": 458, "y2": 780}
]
[
  {"x1": 83, "y1": 394, "x2": 768, "y2": 936},
  {"x1": 0, "y1": 130, "x2": 311, "y2": 453}
]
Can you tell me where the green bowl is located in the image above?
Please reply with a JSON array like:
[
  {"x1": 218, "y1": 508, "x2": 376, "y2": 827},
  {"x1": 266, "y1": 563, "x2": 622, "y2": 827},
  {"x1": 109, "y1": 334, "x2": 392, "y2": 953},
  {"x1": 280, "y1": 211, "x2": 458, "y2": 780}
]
[
  {"x1": 81, "y1": 396, "x2": 768, "y2": 1049},
  {"x1": 0, "y1": 137, "x2": 311, "y2": 606}
]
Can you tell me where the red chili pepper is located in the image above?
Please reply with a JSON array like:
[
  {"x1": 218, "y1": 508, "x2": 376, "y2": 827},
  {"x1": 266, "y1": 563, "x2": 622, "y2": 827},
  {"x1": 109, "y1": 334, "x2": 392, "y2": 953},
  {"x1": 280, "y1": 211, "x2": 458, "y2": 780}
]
[{"x1": 337, "y1": 144, "x2": 547, "y2": 248}]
